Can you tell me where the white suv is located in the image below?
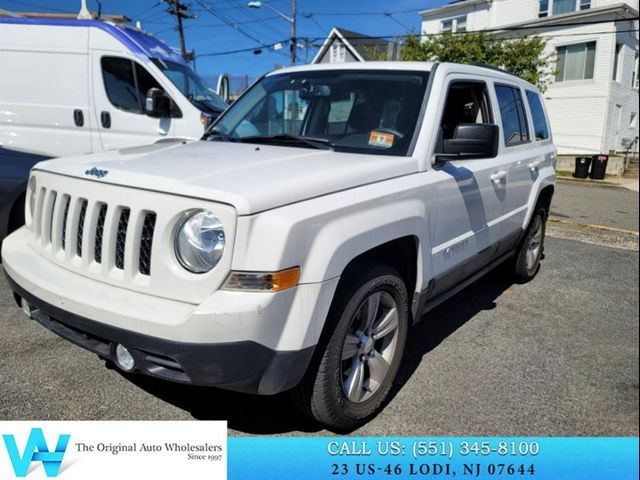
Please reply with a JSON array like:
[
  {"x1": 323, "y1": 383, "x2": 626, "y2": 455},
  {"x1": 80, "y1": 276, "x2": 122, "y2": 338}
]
[{"x1": 2, "y1": 62, "x2": 556, "y2": 431}]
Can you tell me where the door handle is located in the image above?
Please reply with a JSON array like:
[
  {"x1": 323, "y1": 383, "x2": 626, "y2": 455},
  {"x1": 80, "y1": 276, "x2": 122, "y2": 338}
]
[
  {"x1": 527, "y1": 160, "x2": 543, "y2": 171},
  {"x1": 490, "y1": 170, "x2": 507, "y2": 184},
  {"x1": 100, "y1": 111, "x2": 111, "y2": 129},
  {"x1": 73, "y1": 109, "x2": 84, "y2": 127}
]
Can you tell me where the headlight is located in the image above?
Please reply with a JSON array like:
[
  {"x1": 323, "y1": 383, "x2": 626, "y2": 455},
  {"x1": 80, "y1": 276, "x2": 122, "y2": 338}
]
[{"x1": 175, "y1": 210, "x2": 225, "y2": 273}]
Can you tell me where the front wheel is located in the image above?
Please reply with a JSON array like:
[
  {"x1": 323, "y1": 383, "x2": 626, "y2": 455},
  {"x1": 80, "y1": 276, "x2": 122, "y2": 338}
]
[
  {"x1": 512, "y1": 206, "x2": 547, "y2": 283},
  {"x1": 294, "y1": 262, "x2": 409, "y2": 431}
]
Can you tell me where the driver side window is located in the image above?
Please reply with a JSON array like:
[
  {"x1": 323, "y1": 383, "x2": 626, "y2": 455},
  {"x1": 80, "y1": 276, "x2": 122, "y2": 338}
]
[
  {"x1": 101, "y1": 57, "x2": 164, "y2": 115},
  {"x1": 437, "y1": 81, "x2": 493, "y2": 151}
]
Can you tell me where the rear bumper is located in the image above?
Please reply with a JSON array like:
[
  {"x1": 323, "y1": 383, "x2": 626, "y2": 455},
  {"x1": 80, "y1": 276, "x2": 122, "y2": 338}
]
[{"x1": 8, "y1": 273, "x2": 313, "y2": 394}]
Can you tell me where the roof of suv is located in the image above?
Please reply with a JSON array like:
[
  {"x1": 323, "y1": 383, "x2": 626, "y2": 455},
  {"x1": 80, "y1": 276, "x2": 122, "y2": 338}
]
[{"x1": 267, "y1": 61, "x2": 538, "y2": 91}]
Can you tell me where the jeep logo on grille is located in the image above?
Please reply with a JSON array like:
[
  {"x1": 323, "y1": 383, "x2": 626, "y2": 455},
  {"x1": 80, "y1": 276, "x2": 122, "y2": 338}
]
[{"x1": 85, "y1": 167, "x2": 109, "y2": 179}]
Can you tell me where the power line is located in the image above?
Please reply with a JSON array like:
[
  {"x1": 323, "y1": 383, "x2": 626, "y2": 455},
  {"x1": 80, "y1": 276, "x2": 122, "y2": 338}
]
[
  {"x1": 384, "y1": 12, "x2": 411, "y2": 31},
  {"x1": 130, "y1": 1, "x2": 162, "y2": 19},
  {"x1": 194, "y1": 0, "x2": 266, "y2": 45},
  {"x1": 302, "y1": 12, "x2": 327, "y2": 34},
  {"x1": 195, "y1": 28, "x2": 639, "y2": 58},
  {"x1": 227, "y1": 0, "x2": 288, "y2": 40},
  {"x1": 163, "y1": 0, "x2": 196, "y2": 61},
  {"x1": 0, "y1": 0, "x2": 70, "y2": 12},
  {"x1": 197, "y1": 39, "x2": 287, "y2": 56}
]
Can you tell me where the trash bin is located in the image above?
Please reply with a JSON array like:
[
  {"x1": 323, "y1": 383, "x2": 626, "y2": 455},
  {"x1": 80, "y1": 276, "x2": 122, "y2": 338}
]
[
  {"x1": 590, "y1": 154, "x2": 609, "y2": 180},
  {"x1": 574, "y1": 156, "x2": 591, "y2": 178}
]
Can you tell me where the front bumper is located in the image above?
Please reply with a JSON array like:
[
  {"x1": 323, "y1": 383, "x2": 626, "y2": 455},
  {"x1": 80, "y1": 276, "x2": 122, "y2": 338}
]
[
  {"x1": 2, "y1": 228, "x2": 339, "y2": 394},
  {"x1": 8, "y1": 273, "x2": 313, "y2": 394}
]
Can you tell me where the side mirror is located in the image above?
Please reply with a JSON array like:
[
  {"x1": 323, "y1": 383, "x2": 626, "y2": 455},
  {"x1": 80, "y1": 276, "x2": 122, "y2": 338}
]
[
  {"x1": 145, "y1": 88, "x2": 171, "y2": 118},
  {"x1": 437, "y1": 124, "x2": 500, "y2": 163}
]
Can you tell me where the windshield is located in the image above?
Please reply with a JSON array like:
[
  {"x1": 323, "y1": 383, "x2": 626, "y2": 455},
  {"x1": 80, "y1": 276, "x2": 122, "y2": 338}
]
[
  {"x1": 211, "y1": 69, "x2": 430, "y2": 156},
  {"x1": 152, "y1": 59, "x2": 228, "y2": 113}
]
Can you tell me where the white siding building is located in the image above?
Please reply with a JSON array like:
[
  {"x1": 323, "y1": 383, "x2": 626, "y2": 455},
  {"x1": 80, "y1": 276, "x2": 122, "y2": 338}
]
[{"x1": 421, "y1": 0, "x2": 639, "y2": 154}]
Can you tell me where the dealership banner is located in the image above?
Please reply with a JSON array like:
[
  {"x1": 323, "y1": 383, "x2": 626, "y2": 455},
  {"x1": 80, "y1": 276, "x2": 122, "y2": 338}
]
[
  {"x1": 1, "y1": 423, "x2": 637, "y2": 479},
  {"x1": 228, "y1": 437, "x2": 638, "y2": 479},
  {"x1": 0, "y1": 421, "x2": 226, "y2": 479}
]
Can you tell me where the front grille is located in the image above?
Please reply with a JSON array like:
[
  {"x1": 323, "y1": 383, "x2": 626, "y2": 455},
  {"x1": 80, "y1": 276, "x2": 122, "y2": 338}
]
[
  {"x1": 32, "y1": 189, "x2": 156, "y2": 276},
  {"x1": 94, "y1": 204, "x2": 107, "y2": 263},
  {"x1": 115, "y1": 208, "x2": 130, "y2": 270},
  {"x1": 139, "y1": 213, "x2": 156, "y2": 276}
]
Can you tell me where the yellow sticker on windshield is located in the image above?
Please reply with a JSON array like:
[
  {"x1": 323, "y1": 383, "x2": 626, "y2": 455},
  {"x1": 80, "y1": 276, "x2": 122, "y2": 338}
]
[{"x1": 369, "y1": 131, "x2": 395, "y2": 148}]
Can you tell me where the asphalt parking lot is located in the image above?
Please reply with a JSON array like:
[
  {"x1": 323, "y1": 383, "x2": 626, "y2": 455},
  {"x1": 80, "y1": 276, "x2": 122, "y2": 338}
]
[{"x1": 0, "y1": 183, "x2": 638, "y2": 436}]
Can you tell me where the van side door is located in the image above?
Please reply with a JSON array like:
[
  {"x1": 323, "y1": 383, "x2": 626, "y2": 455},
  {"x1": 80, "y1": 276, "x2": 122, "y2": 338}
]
[
  {"x1": 429, "y1": 77, "x2": 511, "y2": 297},
  {"x1": 0, "y1": 24, "x2": 93, "y2": 158},
  {"x1": 91, "y1": 55, "x2": 177, "y2": 150}
]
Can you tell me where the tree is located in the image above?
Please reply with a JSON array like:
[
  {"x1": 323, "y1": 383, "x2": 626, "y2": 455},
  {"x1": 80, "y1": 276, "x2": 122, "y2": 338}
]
[{"x1": 401, "y1": 31, "x2": 552, "y2": 91}]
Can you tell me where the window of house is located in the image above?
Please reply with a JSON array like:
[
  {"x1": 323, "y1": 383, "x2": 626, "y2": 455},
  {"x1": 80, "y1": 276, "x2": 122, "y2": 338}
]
[
  {"x1": 456, "y1": 16, "x2": 467, "y2": 32},
  {"x1": 441, "y1": 16, "x2": 467, "y2": 33},
  {"x1": 579, "y1": 0, "x2": 591, "y2": 10},
  {"x1": 539, "y1": 0, "x2": 549, "y2": 17},
  {"x1": 330, "y1": 43, "x2": 346, "y2": 63},
  {"x1": 630, "y1": 113, "x2": 638, "y2": 129},
  {"x1": 613, "y1": 43, "x2": 624, "y2": 82},
  {"x1": 525, "y1": 91, "x2": 550, "y2": 141},
  {"x1": 441, "y1": 19, "x2": 453, "y2": 33},
  {"x1": 495, "y1": 85, "x2": 530, "y2": 147},
  {"x1": 555, "y1": 42, "x2": 596, "y2": 82},
  {"x1": 633, "y1": 53, "x2": 639, "y2": 89},
  {"x1": 553, "y1": 0, "x2": 576, "y2": 15}
]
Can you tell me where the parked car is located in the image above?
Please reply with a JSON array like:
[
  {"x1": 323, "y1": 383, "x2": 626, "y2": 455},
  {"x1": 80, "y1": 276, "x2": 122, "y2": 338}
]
[
  {"x1": 0, "y1": 16, "x2": 229, "y2": 244},
  {"x1": 2, "y1": 62, "x2": 556, "y2": 431}
]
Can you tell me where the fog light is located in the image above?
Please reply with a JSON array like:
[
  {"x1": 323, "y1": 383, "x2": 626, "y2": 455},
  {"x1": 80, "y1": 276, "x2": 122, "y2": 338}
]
[{"x1": 115, "y1": 344, "x2": 135, "y2": 372}]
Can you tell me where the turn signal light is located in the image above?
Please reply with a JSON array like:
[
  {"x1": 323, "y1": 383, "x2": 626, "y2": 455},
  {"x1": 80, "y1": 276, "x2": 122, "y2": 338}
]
[{"x1": 223, "y1": 267, "x2": 300, "y2": 292}]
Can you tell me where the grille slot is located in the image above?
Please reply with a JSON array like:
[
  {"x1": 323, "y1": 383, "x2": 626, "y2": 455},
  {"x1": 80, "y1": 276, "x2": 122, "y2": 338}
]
[
  {"x1": 139, "y1": 213, "x2": 156, "y2": 276},
  {"x1": 61, "y1": 196, "x2": 70, "y2": 250},
  {"x1": 115, "y1": 208, "x2": 130, "y2": 270},
  {"x1": 48, "y1": 191, "x2": 57, "y2": 244},
  {"x1": 76, "y1": 200, "x2": 88, "y2": 257},
  {"x1": 94, "y1": 204, "x2": 108, "y2": 263}
]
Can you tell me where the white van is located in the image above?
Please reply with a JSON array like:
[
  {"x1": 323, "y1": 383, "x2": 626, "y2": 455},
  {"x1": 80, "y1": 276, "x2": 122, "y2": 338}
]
[{"x1": 0, "y1": 17, "x2": 229, "y2": 159}]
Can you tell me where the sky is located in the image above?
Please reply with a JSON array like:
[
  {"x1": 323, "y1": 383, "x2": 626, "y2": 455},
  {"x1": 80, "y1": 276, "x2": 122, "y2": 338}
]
[{"x1": 0, "y1": 0, "x2": 450, "y2": 79}]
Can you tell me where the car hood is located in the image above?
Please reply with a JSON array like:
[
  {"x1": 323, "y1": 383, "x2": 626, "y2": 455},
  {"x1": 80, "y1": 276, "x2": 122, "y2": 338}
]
[{"x1": 34, "y1": 140, "x2": 418, "y2": 215}]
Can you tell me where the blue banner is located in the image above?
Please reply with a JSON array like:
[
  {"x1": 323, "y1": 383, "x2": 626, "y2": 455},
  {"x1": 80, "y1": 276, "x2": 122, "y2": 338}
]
[{"x1": 229, "y1": 437, "x2": 638, "y2": 479}]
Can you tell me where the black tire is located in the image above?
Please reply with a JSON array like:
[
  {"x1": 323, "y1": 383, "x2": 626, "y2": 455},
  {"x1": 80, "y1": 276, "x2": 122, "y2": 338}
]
[
  {"x1": 512, "y1": 205, "x2": 547, "y2": 284},
  {"x1": 293, "y1": 262, "x2": 409, "y2": 432}
]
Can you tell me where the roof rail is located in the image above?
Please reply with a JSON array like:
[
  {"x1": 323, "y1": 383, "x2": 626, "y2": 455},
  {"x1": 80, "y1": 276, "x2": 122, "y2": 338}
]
[{"x1": 469, "y1": 62, "x2": 522, "y2": 79}]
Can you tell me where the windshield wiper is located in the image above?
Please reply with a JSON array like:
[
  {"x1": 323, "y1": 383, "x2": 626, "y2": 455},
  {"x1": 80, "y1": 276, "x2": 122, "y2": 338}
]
[
  {"x1": 238, "y1": 134, "x2": 334, "y2": 150},
  {"x1": 201, "y1": 128, "x2": 234, "y2": 142}
]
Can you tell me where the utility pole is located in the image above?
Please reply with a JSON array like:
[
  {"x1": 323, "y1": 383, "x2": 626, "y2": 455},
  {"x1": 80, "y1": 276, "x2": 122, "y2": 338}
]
[
  {"x1": 164, "y1": 0, "x2": 195, "y2": 62},
  {"x1": 290, "y1": 0, "x2": 297, "y2": 65}
]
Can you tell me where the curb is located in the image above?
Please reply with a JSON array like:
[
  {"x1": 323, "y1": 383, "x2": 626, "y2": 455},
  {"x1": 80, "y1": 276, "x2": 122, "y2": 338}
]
[{"x1": 555, "y1": 176, "x2": 622, "y2": 187}]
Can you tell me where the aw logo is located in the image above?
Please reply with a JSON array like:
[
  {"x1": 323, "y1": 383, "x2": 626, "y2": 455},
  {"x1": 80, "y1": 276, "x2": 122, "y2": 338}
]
[{"x1": 2, "y1": 428, "x2": 70, "y2": 477}]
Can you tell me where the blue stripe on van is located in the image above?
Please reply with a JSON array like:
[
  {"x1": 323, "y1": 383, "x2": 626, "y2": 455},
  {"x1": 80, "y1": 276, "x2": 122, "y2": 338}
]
[{"x1": 0, "y1": 17, "x2": 188, "y2": 66}]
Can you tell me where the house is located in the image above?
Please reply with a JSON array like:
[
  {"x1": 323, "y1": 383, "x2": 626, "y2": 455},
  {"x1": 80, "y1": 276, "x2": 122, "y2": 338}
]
[
  {"x1": 421, "y1": 0, "x2": 639, "y2": 154},
  {"x1": 312, "y1": 27, "x2": 401, "y2": 64}
]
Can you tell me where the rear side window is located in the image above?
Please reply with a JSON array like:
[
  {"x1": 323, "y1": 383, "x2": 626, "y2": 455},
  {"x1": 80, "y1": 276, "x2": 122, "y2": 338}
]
[
  {"x1": 495, "y1": 85, "x2": 530, "y2": 146},
  {"x1": 525, "y1": 90, "x2": 550, "y2": 140},
  {"x1": 101, "y1": 57, "x2": 163, "y2": 114}
]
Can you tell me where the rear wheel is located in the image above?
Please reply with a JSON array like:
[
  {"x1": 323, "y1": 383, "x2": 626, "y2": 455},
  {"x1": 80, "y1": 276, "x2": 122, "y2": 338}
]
[{"x1": 294, "y1": 262, "x2": 409, "y2": 431}]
